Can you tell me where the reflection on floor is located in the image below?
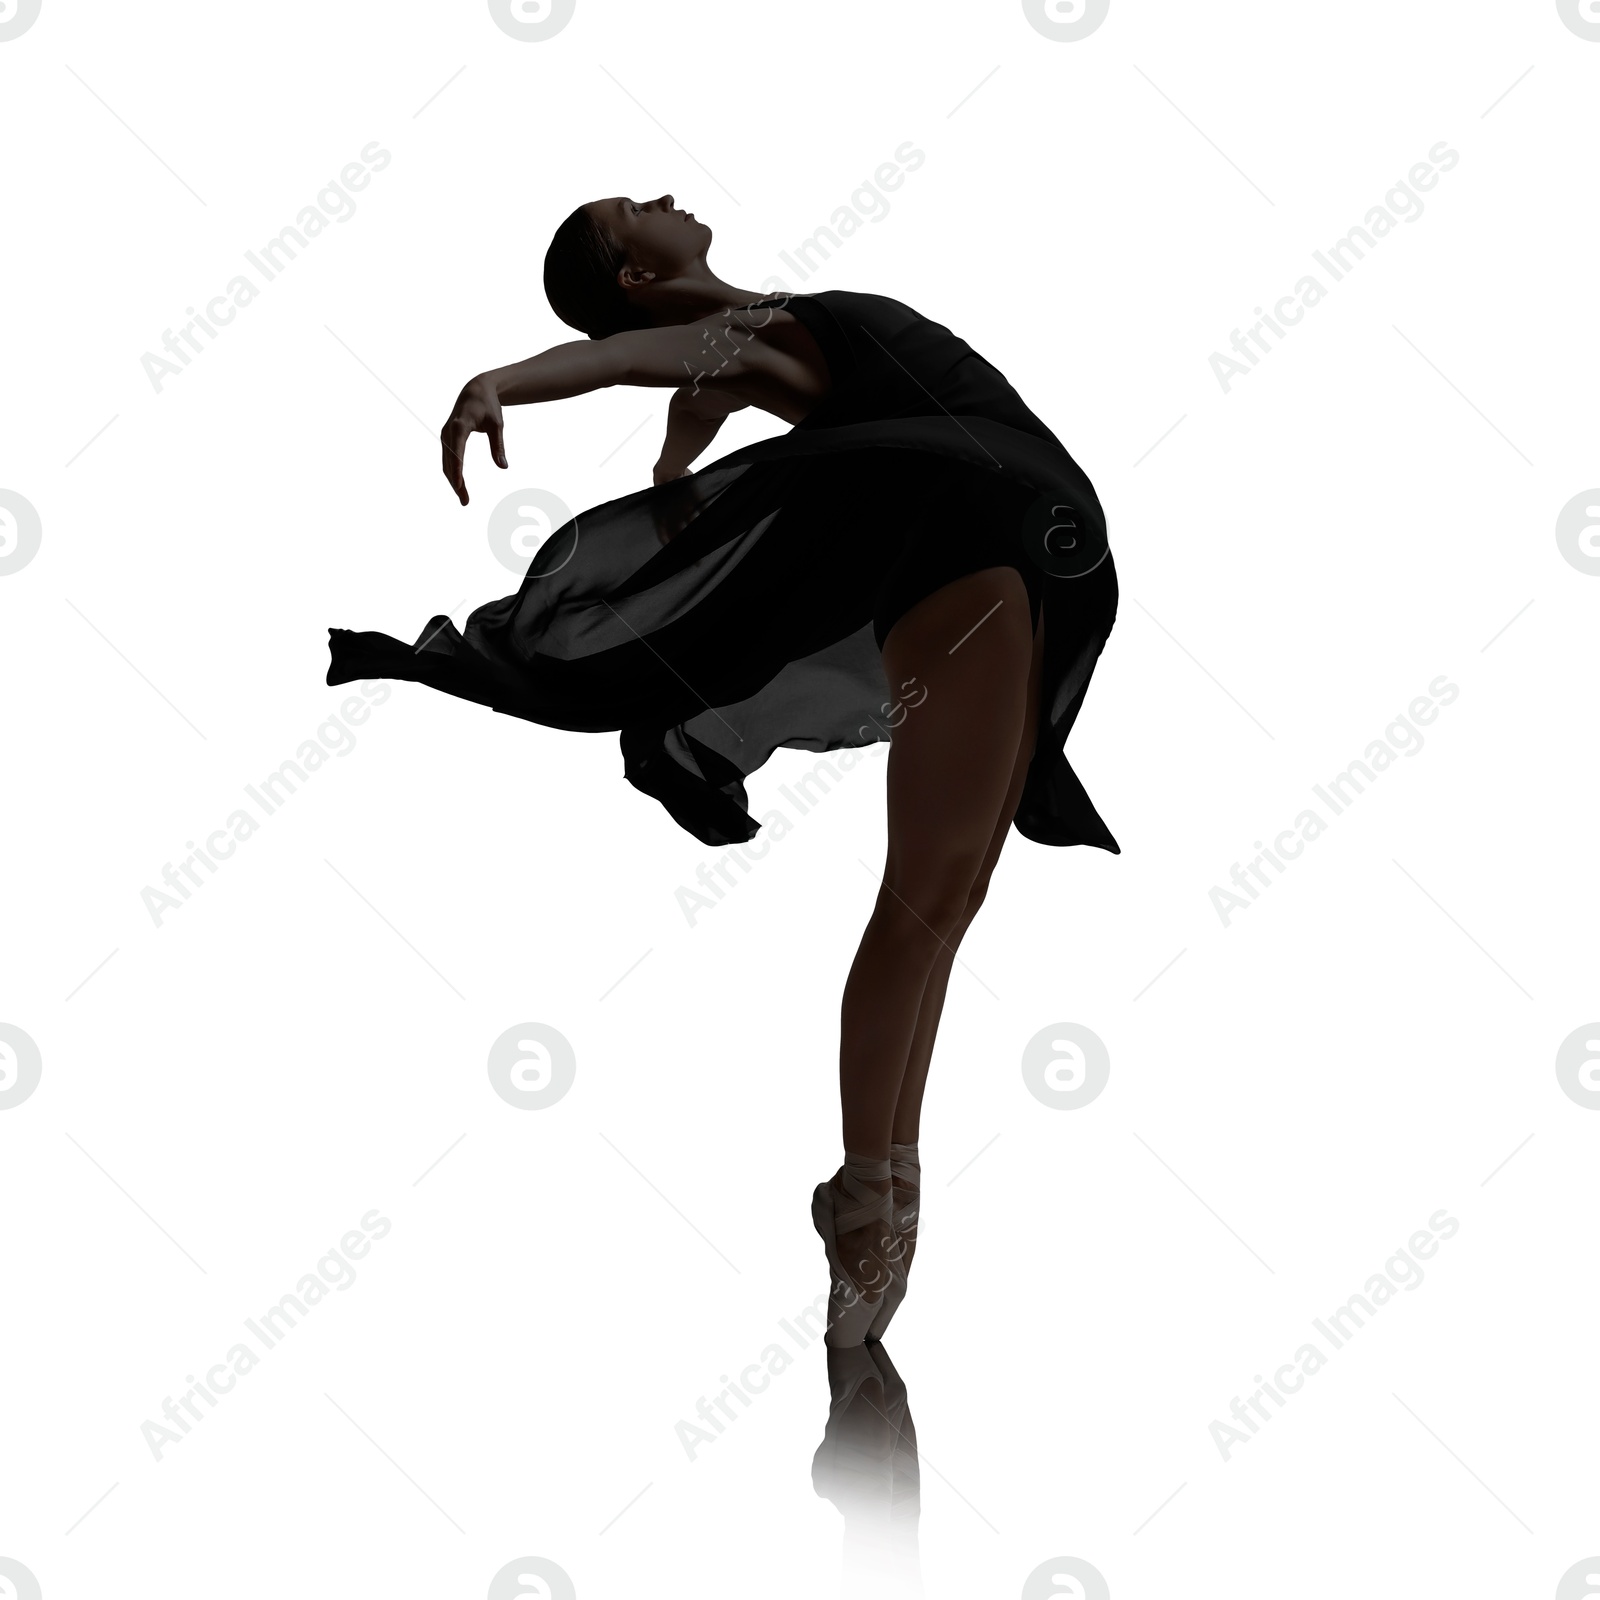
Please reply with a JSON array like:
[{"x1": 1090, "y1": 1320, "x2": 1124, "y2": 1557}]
[{"x1": 812, "y1": 1341, "x2": 922, "y2": 1597}]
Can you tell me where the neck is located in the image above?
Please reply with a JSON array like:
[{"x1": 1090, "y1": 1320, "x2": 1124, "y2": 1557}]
[{"x1": 637, "y1": 269, "x2": 771, "y2": 326}]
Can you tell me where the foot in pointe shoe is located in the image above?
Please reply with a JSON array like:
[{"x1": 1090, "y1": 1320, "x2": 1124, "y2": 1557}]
[
  {"x1": 812, "y1": 1154, "x2": 895, "y2": 1348},
  {"x1": 866, "y1": 1142, "x2": 919, "y2": 1343}
]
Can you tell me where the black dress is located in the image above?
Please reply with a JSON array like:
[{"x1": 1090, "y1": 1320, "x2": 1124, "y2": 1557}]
[{"x1": 327, "y1": 291, "x2": 1120, "y2": 850}]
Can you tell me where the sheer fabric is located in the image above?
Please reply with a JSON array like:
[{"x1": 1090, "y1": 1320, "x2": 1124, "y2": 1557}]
[{"x1": 327, "y1": 291, "x2": 1119, "y2": 849}]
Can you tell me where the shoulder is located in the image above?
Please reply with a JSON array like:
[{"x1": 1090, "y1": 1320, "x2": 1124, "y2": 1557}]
[
  {"x1": 781, "y1": 291, "x2": 932, "y2": 358},
  {"x1": 601, "y1": 308, "x2": 803, "y2": 391},
  {"x1": 716, "y1": 289, "x2": 929, "y2": 347},
  {"x1": 795, "y1": 289, "x2": 923, "y2": 323}
]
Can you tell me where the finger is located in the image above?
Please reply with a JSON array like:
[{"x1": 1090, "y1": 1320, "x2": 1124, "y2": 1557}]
[
  {"x1": 487, "y1": 414, "x2": 508, "y2": 470},
  {"x1": 441, "y1": 425, "x2": 469, "y2": 504}
]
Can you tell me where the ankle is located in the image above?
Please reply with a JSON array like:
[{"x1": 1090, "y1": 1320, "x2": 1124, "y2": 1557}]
[
  {"x1": 888, "y1": 1141, "x2": 919, "y2": 1184},
  {"x1": 839, "y1": 1151, "x2": 892, "y2": 1193}
]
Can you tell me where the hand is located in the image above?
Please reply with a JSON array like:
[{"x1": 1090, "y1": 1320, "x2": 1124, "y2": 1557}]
[
  {"x1": 649, "y1": 467, "x2": 705, "y2": 547},
  {"x1": 651, "y1": 497, "x2": 694, "y2": 547},
  {"x1": 440, "y1": 376, "x2": 507, "y2": 506},
  {"x1": 651, "y1": 460, "x2": 689, "y2": 544}
]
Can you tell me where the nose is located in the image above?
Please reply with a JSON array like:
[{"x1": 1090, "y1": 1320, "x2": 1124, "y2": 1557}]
[{"x1": 657, "y1": 193, "x2": 674, "y2": 211}]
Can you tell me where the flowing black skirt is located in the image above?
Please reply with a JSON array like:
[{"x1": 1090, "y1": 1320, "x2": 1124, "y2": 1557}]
[{"x1": 328, "y1": 296, "x2": 1120, "y2": 851}]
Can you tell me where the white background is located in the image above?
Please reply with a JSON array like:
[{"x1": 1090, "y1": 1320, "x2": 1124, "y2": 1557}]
[{"x1": 2, "y1": 2, "x2": 1597, "y2": 1597}]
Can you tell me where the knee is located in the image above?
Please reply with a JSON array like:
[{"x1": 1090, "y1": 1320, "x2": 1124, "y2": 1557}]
[{"x1": 879, "y1": 862, "x2": 982, "y2": 943}]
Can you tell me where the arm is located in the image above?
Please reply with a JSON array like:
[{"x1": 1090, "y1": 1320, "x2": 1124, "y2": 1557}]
[
  {"x1": 438, "y1": 340, "x2": 617, "y2": 507},
  {"x1": 438, "y1": 307, "x2": 810, "y2": 504},
  {"x1": 652, "y1": 385, "x2": 748, "y2": 485}
]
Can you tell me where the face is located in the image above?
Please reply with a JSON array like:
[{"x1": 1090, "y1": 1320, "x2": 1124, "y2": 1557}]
[{"x1": 589, "y1": 193, "x2": 712, "y2": 283}]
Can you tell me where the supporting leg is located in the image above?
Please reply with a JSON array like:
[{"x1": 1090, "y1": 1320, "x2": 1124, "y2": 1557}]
[
  {"x1": 891, "y1": 594, "x2": 1046, "y2": 1148},
  {"x1": 831, "y1": 566, "x2": 1037, "y2": 1291}
]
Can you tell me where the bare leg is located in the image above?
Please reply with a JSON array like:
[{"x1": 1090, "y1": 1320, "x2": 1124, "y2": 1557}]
[
  {"x1": 880, "y1": 600, "x2": 1044, "y2": 1274},
  {"x1": 832, "y1": 567, "x2": 1036, "y2": 1290},
  {"x1": 892, "y1": 598, "x2": 1045, "y2": 1145}
]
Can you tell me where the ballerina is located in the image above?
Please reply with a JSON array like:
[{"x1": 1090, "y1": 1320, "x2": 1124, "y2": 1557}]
[{"x1": 328, "y1": 192, "x2": 1119, "y2": 1344}]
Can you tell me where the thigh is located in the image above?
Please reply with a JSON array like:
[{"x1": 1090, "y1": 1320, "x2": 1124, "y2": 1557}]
[
  {"x1": 878, "y1": 565, "x2": 1037, "y2": 893},
  {"x1": 969, "y1": 592, "x2": 1046, "y2": 892}
]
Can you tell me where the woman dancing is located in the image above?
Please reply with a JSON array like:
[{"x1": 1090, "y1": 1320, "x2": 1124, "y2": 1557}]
[{"x1": 328, "y1": 193, "x2": 1118, "y2": 1346}]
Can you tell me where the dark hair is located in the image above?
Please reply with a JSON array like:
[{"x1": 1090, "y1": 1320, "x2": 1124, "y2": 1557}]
[{"x1": 543, "y1": 204, "x2": 654, "y2": 340}]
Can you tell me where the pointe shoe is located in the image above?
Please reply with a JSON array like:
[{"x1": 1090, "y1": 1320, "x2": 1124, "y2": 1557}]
[
  {"x1": 813, "y1": 1154, "x2": 894, "y2": 1348},
  {"x1": 866, "y1": 1142, "x2": 919, "y2": 1342}
]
